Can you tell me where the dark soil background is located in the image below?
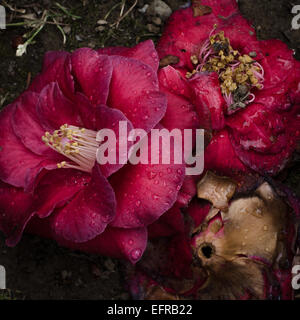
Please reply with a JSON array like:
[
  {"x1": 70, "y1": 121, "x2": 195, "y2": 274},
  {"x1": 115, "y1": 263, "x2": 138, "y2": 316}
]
[{"x1": 0, "y1": 0, "x2": 299, "y2": 300}]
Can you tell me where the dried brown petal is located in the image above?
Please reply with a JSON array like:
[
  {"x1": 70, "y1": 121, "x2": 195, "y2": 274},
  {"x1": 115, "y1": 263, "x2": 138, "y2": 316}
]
[
  {"x1": 192, "y1": 182, "x2": 287, "y2": 299},
  {"x1": 192, "y1": 1, "x2": 212, "y2": 17},
  {"x1": 197, "y1": 171, "x2": 236, "y2": 210},
  {"x1": 159, "y1": 55, "x2": 180, "y2": 68}
]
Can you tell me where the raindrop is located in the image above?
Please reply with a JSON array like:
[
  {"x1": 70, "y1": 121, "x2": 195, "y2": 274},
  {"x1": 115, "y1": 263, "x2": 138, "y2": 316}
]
[
  {"x1": 102, "y1": 214, "x2": 111, "y2": 223},
  {"x1": 152, "y1": 194, "x2": 160, "y2": 200},
  {"x1": 131, "y1": 249, "x2": 142, "y2": 261},
  {"x1": 135, "y1": 200, "x2": 141, "y2": 207},
  {"x1": 147, "y1": 171, "x2": 157, "y2": 180}
]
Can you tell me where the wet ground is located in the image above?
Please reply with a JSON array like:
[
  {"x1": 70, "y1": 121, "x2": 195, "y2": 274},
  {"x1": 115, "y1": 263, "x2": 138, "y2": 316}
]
[{"x1": 0, "y1": 0, "x2": 299, "y2": 299}]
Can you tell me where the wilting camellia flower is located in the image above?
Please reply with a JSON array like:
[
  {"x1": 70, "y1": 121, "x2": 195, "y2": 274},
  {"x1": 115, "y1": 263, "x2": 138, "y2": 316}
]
[
  {"x1": 130, "y1": 172, "x2": 300, "y2": 300},
  {"x1": 157, "y1": 0, "x2": 300, "y2": 177},
  {"x1": 0, "y1": 40, "x2": 186, "y2": 263}
]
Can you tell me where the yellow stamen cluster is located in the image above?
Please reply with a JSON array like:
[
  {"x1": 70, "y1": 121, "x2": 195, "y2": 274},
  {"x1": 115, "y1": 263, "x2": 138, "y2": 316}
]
[
  {"x1": 187, "y1": 30, "x2": 264, "y2": 100},
  {"x1": 218, "y1": 57, "x2": 263, "y2": 95},
  {"x1": 42, "y1": 124, "x2": 99, "y2": 173}
]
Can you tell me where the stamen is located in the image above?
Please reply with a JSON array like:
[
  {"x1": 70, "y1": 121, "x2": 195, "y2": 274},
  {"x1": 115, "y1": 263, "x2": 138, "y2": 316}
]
[
  {"x1": 186, "y1": 28, "x2": 265, "y2": 111},
  {"x1": 42, "y1": 124, "x2": 99, "y2": 173}
]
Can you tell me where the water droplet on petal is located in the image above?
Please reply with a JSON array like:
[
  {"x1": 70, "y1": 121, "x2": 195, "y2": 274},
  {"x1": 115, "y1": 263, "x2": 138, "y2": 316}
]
[
  {"x1": 102, "y1": 214, "x2": 111, "y2": 223},
  {"x1": 135, "y1": 200, "x2": 141, "y2": 207},
  {"x1": 131, "y1": 249, "x2": 142, "y2": 261},
  {"x1": 147, "y1": 171, "x2": 157, "y2": 180},
  {"x1": 152, "y1": 194, "x2": 160, "y2": 200}
]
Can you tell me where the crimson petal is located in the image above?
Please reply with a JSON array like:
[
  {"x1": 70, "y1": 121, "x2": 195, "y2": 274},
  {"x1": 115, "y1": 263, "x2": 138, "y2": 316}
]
[
  {"x1": 109, "y1": 126, "x2": 185, "y2": 229},
  {"x1": 148, "y1": 204, "x2": 185, "y2": 238},
  {"x1": 51, "y1": 165, "x2": 116, "y2": 243},
  {"x1": 205, "y1": 130, "x2": 248, "y2": 176},
  {"x1": 108, "y1": 55, "x2": 167, "y2": 132},
  {"x1": 71, "y1": 48, "x2": 113, "y2": 106},
  {"x1": 0, "y1": 181, "x2": 35, "y2": 246},
  {"x1": 258, "y1": 40, "x2": 295, "y2": 90},
  {"x1": 189, "y1": 72, "x2": 226, "y2": 130},
  {"x1": 227, "y1": 104, "x2": 300, "y2": 175},
  {"x1": 159, "y1": 66, "x2": 200, "y2": 132},
  {"x1": 29, "y1": 51, "x2": 74, "y2": 100},
  {"x1": 176, "y1": 175, "x2": 198, "y2": 206},
  {"x1": 0, "y1": 105, "x2": 56, "y2": 189},
  {"x1": 97, "y1": 40, "x2": 159, "y2": 72},
  {"x1": 35, "y1": 169, "x2": 91, "y2": 219},
  {"x1": 12, "y1": 91, "x2": 57, "y2": 157},
  {"x1": 67, "y1": 227, "x2": 148, "y2": 264},
  {"x1": 37, "y1": 82, "x2": 83, "y2": 131},
  {"x1": 27, "y1": 217, "x2": 147, "y2": 263},
  {"x1": 158, "y1": 8, "x2": 219, "y2": 69}
]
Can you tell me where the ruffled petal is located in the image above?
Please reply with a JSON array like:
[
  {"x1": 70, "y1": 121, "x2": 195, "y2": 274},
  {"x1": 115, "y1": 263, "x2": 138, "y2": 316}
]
[
  {"x1": 0, "y1": 181, "x2": 35, "y2": 246},
  {"x1": 157, "y1": 7, "x2": 219, "y2": 69},
  {"x1": 27, "y1": 217, "x2": 147, "y2": 263},
  {"x1": 0, "y1": 105, "x2": 56, "y2": 189},
  {"x1": 29, "y1": 51, "x2": 75, "y2": 100},
  {"x1": 70, "y1": 48, "x2": 113, "y2": 106},
  {"x1": 205, "y1": 130, "x2": 248, "y2": 176},
  {"x1": 258, "y1": 40, "x2": 295, "y2": 91},
  {"x1": 109, "y1": 126, "x2": 185, "y2": 229},
  {"x1": 37, "y1": 82, "x2": 83, "y2": 131},
  {"x1": 97, "y1": 40, "x2": 159, "y2": 72},
  {"x1": 227, "y1": 103, "x2": 300, "y2": 175},
  {"x1": 108, "y1": 55, "x2": 167, "y2": 132},
  {"x1": 185, "y1": 199, "x2": 211, "y2": 229},
  {"x1": 70, "y1": 226, "x2": 148, "y2": 264},
  {"x1": 159, "y1": 66, "x2": 200, "y2": 132},
  {"x1": 189, "y1": 72, "x2": 226, "y2": 130},
  {"x1": 35, "y1": 169, "x2": 91, "y2": 219},
  {"x1": 176, "y1": 175, "x2": 198, "y2": 206},
  {"x1": 42, "y1": 51, "x2": 70, "y2": 71},
  {"x1": 12, "y1": 91, "x2": 57, "y2": 157},
  {"x1": 290, "y1": 60, "x2": 300, "y2": 104},
  {"x1": 217, "y1": 14, "x2": 259, "y2": 56},
  {"x1": 148, "y1": 204, "x2": 185, "y2": 238},
  {"x1": 51, "y1": 165, "x2": 116, "y2": 243}
]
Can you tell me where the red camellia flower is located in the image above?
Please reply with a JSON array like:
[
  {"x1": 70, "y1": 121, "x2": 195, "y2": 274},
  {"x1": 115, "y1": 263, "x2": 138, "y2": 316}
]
[
  {"x1": 130, "y1": 172, "x2": 300, "y2": 300},
  {"x1": 0, "y1": 40, "x2": 185, "y2": 263},
  {"x1": 157, "y1": 0, "x2": 300, "y2": 178}
]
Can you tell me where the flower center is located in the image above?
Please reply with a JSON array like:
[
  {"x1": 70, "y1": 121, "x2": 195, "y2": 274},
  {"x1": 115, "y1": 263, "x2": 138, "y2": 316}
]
[
  {"x1": 197, "y1": 242, "x2": 215, "y2": 260},
  {"x1": 42, "y1": 124, "x2": 99, "y2": 173},
  {"x1": 187, "y1": 26, "x2": 265, "y2": 112}
]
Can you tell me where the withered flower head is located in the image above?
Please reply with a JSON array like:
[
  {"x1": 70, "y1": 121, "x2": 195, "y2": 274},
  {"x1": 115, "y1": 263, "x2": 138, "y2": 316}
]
[{"x1": 132, "y1": 172, "x2": 297, "y2": 300}]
